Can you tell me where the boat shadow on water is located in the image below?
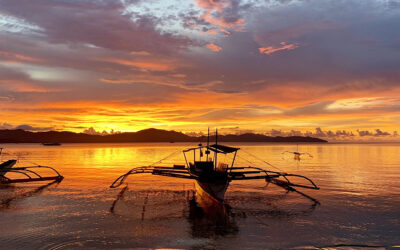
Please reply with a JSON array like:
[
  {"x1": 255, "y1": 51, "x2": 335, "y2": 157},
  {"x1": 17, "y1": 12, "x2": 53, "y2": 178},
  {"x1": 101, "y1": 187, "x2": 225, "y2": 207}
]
[
  {"x1": 0, "y1": 179, "x2": 62, "y2": 209},
  {"x1": 109, "y1": 185, "x2": 319, "y2": 238}
]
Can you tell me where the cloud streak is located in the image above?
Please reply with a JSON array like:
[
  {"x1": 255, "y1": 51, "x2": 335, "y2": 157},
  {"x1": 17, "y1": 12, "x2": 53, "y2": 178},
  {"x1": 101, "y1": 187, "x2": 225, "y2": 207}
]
[
  {"x1": 206, "y1": 43, "x2": 222, "y2": 52},
  {"x1": 259, "y1": 42, "x2": 299, "y2": 55}
]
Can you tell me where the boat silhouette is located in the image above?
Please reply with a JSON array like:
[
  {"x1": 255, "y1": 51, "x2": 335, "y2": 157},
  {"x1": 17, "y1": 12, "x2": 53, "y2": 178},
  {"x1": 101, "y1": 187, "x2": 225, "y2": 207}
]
[
  {"x1": 0, "y1": 148, "x2": 63, "y2": 185},
  {"x1": 110, "y1": 129, "x2": 319, "y2": 204}
]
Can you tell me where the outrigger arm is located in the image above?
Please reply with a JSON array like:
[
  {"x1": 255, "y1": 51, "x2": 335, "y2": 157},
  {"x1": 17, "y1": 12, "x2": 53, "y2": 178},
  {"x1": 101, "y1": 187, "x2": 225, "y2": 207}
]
[
  {"x1": 110, "y1": 165, "x2": 195, "y2": 188},
  {"x1": 228, "y1": 166, "x2": 319, "y2": 190},
  {"x1": 110, "y1": 165, "x2": 319, "y2": 191},
  {"x1": 0, "y1": 165, "x2": 64, "y2": 184}
]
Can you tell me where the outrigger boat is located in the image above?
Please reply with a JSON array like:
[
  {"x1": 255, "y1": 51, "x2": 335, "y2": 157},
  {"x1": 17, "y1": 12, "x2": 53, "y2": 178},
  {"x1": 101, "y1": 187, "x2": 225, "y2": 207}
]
[
  {"x1": 282, "y1": 145, "x2": 313, "y2": 161},
  {"x1": 110, "y1": 130, "x2": 319, "y2": 203},
  {"x1": 0, "y1": 148, "x2": 63, "y2": 184}
]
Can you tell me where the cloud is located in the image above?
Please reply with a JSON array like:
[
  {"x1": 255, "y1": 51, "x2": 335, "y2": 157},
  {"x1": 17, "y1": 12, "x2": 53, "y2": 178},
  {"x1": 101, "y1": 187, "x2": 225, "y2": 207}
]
[
  {"x1": 262, "y1": 127, "x2": 399, "y2": 141},
  {"x1": 220, "y1": 28, "x2": 231, "y2": 35},
  {"x1": 206, "y1": 43, "x2": 222, "y2": 52},
  {"x1": 0, "y1": 123, "x2": 14, "y2": 130},
  {"x1": 269, "y1": 129, "x2": 285, "y2": 137},
  {"x1": 14, "y1": 124, "x2": 53, "y2": 131},
  {"x1": 0, "y1": 13, "x2": 43, "y2": 34},
  {"x1": 374, "y1": 129, "x2": 391, "y2": 136},
  {"x1": 0, "y1": 50, "x2": 42, "y2": 64},
  {"x1": 0, "y1": 0, "x2": 399, "y2": 135},
  {"x1": 0, "y1": 0, "x2": 193, "y2": 54},
  {"x1": 0, "y1": 66, "x2": 62, "y2": 93},
  {"x1": 195, "y1": 0, "x2": 246, "y2": 32},
  {"x1": 357, "y1": 129, "x2": 391, "y2": 137},
  {"x1": 0, "y1": 96, "x2": 14, "y2": 102},
  {"x1": 105, "y1": 58, "x2": 176, "y2": 72},
  {"x1": 259, "y1": 42, "x2": 299, "y2": 55},
  {"x1": 83, "y1": 127, "x2": 121, "y2": 135}
]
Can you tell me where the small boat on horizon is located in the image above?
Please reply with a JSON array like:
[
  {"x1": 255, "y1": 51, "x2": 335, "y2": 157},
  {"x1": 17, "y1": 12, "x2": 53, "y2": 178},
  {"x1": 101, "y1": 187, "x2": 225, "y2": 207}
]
[
  {"x1": 111, "y1": 129, "x2": 320, "y2": 204},
  {"x1": 42, "y1": 142, "x2": 62, "y2": 146},
  {"x1": 282, "y1": 145, "x2": 313, "y2": 161}
]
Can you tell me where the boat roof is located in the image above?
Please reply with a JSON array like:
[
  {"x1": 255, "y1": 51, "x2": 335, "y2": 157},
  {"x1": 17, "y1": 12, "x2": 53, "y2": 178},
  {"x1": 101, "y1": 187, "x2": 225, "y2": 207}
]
[
  {"x1": 209, "y1": 144, "x2": 239, "y2": 153},
  {"x1": 183, "y1": 144, "x2": 240, "y2": 153}
]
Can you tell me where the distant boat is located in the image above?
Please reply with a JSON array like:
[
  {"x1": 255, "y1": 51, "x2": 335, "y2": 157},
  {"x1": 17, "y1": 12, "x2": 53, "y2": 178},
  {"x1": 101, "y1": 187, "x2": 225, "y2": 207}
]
[
  {"x1": 111, "y1": 129, "x2": 320, "y2": 204},
  {"x1": 42, "y1": 142, "x2": 61, "y2": 146},
  {"x1": 282, "y1": 145, "x2": 313, "y2": 161}
]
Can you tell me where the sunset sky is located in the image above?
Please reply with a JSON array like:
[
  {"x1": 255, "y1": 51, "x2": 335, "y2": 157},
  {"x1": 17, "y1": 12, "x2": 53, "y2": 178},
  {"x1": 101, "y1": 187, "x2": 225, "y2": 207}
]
[{"x1": 0, "y1": 0, "x2": 399, "y2": 140}]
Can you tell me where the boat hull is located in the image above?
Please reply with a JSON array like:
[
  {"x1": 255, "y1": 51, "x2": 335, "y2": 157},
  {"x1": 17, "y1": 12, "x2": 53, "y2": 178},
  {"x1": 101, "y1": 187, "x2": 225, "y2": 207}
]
[
  {"x1": 195, "y1": 179, "x2": 229, "y2": 203},
  {"x1": 0, "y1": 160, "x2": 17, "y2": 176}
]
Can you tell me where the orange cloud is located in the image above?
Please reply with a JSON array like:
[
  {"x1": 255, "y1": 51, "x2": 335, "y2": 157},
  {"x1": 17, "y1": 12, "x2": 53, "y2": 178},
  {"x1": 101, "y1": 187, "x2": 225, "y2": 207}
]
[
  {"x1": 0, "y1": 51, "x2": 42, "y2": 64},
  {"x1": 220, "y1": 28, "x2": 231, "y2": 35},
  {"x1": 99, "y1": 78, "x2": 135, "y2": 84},
  {"x1": 259, "y1": 42, "x2": 299, "y2": 55},
  {"x1": 204, "y1": 15, "x2": 245, "y2": 30},
  {"x1": 206, "y1": 29, "x2": 218, "y2": 35},
  {"x1": 195, "y1": 0, "x2": 245, "y2": 31},
  {"x1": 106, "y1": 58, "x2": 175, "y2": 71},
  {"x1": 206, "y1": 43, "x2": 222, "y2": 52},
  {"x1": 0, "y1": 80, "x2": 52, "y2": 93}
]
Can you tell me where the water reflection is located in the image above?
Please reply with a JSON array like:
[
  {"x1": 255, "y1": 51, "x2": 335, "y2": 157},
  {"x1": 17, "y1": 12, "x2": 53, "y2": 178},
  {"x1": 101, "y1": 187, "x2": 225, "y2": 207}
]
[
  {"x1": 1, "y1": 143, "x2": 399, "y2": 249},
  {"x1": 109, "y1": 186, "x2": 239, "y2": 238},
  {"x1": 188, "y1": 191, "x2": 238, "y2": 238},
  {"x1": 109, "y1": 184, "x2": 320, "y2": 240}
]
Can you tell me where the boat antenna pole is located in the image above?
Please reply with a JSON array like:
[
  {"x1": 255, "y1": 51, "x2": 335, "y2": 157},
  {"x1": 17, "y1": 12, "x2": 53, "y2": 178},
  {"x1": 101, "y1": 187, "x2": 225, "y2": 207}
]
[
  {"x1": 215, "y1": 128, "x2": 218, "y2": 170},
  {"x1": 216, "y1": 128, "x2": 218, "y2": 146}
]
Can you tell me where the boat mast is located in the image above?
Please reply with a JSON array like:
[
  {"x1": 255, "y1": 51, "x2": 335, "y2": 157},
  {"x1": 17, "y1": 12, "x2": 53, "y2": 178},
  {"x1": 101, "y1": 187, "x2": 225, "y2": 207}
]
[
  {"x1": 205, "y1": 127, "x2": 210, "y2": 162},
  {"x1": 207, "y1": 127, "x2": 210, "y2": 148}
]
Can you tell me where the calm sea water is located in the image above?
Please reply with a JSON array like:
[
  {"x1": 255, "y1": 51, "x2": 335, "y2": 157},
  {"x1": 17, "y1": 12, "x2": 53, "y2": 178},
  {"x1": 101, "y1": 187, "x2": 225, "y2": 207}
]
[{"x1": 0, "y1": 143, "x2": 399, "y2": 249}]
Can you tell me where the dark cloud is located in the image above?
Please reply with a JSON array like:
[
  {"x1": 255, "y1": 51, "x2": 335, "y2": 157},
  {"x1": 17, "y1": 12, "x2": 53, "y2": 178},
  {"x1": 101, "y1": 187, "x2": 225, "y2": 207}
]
[
  {"x1": 14, "y1": 124, "x2": 53, "y2": 131},
  {"x1": 182, "y1": 0, "x2": 400, "y2": 94},
  {"x1": 264, "y1": 127, "x2": 395, "y2": 140},
  {"x1": 358, "y1": 129, "x2": 392, "y2": 137},
  {"x1": 83, "y1": 127, "x2": 121, "y2": 135},
  {"x1": 374, "y1": 129, "x2": 391, "y2": 136}
]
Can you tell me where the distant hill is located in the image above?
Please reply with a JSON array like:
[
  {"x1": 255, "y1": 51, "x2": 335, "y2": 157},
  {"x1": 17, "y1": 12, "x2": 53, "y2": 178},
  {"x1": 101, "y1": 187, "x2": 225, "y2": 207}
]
[{"x1": 0, "y1": 128, "x2": 327, "y2": 143}]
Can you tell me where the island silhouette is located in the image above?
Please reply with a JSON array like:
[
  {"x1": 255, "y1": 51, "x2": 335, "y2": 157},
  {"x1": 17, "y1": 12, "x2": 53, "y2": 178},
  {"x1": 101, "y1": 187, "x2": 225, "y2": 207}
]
[{"x1": 0, "y1": 128, "x2": 327, "y2": 143}]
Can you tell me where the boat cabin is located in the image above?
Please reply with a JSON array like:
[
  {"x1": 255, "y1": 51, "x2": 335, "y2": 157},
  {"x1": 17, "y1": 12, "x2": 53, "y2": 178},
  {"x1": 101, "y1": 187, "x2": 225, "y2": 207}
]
[{"x1": 183, "y1": 144, "x2": 239, "y2": 178}]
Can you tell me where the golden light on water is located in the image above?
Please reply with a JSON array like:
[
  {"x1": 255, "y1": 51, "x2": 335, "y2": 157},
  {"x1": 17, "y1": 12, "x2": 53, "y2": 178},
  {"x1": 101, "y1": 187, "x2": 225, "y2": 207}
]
[{"x1": 1, "y1": 143, "x2": 400, "y2": 248}]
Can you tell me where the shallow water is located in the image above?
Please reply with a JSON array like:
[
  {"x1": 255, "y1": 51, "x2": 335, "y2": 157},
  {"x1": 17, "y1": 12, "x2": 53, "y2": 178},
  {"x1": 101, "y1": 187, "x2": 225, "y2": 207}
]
[{"x1": 0, "y1": 142, "x2": 399, "y2": 249}]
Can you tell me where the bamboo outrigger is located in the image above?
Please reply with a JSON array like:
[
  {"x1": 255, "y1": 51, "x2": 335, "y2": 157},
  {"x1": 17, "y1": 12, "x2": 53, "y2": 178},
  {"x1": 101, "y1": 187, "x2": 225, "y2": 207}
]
[
  {"x1": 110, "y1": 130, "x2": 319, "y2": 204},
  {"x1": 0, "y1": 148, "x2": 63, "y2": 184}
]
